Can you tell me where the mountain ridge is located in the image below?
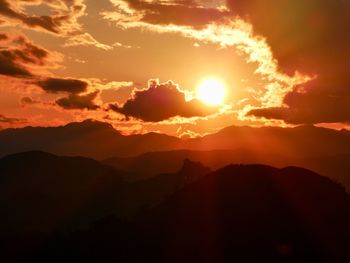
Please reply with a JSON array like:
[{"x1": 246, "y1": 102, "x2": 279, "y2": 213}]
[{"x1": 2, "y1": 119, "x2": 350, "y2": 159}]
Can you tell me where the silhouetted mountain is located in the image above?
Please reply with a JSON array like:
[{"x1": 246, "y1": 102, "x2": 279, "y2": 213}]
[
  {"x1": 0, "y1": 152, "x2": 214, "y2": 261},
  {"x1": 0, "y1": 151, "x2": 127, "y2": 234},
  {"x1": 298, "y1": 154, "x2": 350, "y2": 189},
  {"x1": 189, "y1": 124, "x2": 350, "y2": 158},
  {"x1": 104, "y1": 149, "x2": 350, "y2": 192},
  {"x1": 103, "y1": 149, "x2": 288, "y2": 180},
  {"x1": 0, "y1": 151, "x2": 211, "y2": 229},
  {"x1": 2, "y1": 120, "x2": 350, "y2": 189},
  {"x1": 0, "y1": 120, "x2": 182, "y2": 159},
  {"x1": 32, "y1": 164, "x2": 350, "y2": 263},
  {"x1": 2, "y1": 120, "x2": 350, "y2": 161}
]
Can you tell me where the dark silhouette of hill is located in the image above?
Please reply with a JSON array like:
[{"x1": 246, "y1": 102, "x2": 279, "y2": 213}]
[
  {"x1": 0, "y1": 152, "x2": 213, "y2": 261},
  {"x1": 0, "y1": 151, "x2": 210, "y2": 229},
  {"x1": 104, "y1": 149, "x2": 350, "y2": 192},
  {"x1": 0, "y1": 151, "x2": 127, "y2": 233},
  {"x1": 189, "y1": 125, "x2": 350, "y2": 159},
  {"x1": 295, "y1": 154, "x2": 350, "y2": 191},
  {"x1": 103, "y1": 149, "x2": 289, "y2": 181},
  {"x1": 1, "y1": 120, "x2": 350, "y2": 161},
  {"x1": 0, "y1": 151, "x2": 130, "y2": 261},
  {"x1": 0, "y1": 119, "x2": 183, "y2": 159},
  {"x1": 31, "y1": 164, "x2": 350, "y2": 263}
]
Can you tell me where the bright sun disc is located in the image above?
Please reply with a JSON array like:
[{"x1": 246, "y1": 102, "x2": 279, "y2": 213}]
[{"x1": 197, "y1": 79, "x2": 226, "y2": 106}]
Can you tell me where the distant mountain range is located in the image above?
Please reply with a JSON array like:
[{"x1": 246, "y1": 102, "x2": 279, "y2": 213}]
[
  {"x1": 1, "y1": 119, "x2": 350, "y2": 160},
  {"x1": 0, "y1": 120, "x2": 181, "y2": 160},
  {"x1": 1, "y1": 119, "x2": 350, "y2": 191}
]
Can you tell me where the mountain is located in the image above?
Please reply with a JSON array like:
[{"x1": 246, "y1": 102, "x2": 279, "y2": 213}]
[
  {"x1": 189, "y1": 125, "x2": 350, "y2": 159},
  {"x1": 32, "y1": 164, "x2": 350, "y2": 262},
  {"x1": 103, "y1": 149, "x2": 288, "y2": 180},
  {"x1": 2, "y1": 120, "x2": 350, "y2": 161},
  {"x1": 0, "y1": 151, "x2": 215, "y2": 261},
  {"x1": 0, "y1": 151, "x2": 127, "y2": 234},
  {"x1": 0, "y1": 151, "x2": 129, "y2": 261},
  {"x1": 0, "y1": 119, "x2": 183, "y2": 159},
  {"x1": 2, "y1": 120, "x2": 350, "y2": 190},
  {"x1": 0, "y1": 151, "x2": 212, "y2": 230},
  {"x1": 104, "y1": 149, "x2": 350, "y2": 191}
]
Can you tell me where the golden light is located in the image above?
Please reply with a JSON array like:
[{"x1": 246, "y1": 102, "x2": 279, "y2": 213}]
[{"x1": 197, "y1": 78, "x2": 226, "y2": 106}]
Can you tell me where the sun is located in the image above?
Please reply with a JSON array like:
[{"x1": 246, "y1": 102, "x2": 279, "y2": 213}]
[{"x1": 197, "y1": 78, "x2": 226, "y2": 106}]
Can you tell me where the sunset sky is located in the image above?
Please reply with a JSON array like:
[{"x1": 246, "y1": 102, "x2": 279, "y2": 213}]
[{"x1": 0, "y1": 0, "x2": 349, "y2": 136}]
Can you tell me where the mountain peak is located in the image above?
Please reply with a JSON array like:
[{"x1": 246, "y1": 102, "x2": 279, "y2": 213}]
[{"x1": 63, "y1": 119, "x2": 118, "y2": 132}]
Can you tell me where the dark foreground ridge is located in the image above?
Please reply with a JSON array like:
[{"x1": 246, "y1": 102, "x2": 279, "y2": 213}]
[{"x1": 1, "y1": 151, "x2": 350, "y2": 262}]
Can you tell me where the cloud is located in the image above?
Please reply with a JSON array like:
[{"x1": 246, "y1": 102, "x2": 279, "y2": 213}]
[
  {"x1": 109, "y1": 79, "x2": 217, "y2": 122},
  {"x1": 36, "y1": 77, "x2": 88, "y2": 94},
  {"x1": 0, "y1": 52, "x2": 33, "y2": 77},
  {"x1": 103, "y1": 0, "x2": 229, "y2": 29},
  {"x1": 248, "y1": 78, "x2": 350, "y2": 124},
  {"x1": 0, "y1": 1, "x2": 111, "y2": 51},
  {"x1": 0, "y1": 0, "x2": 86, "y2": 35},
  {"x1": 0, "y1": 32, "x2": 8, "y2": 40},
  {"x1": 21, "y1": 96, "x2": 38, "y2": 105},
  {"x1": 64, "y1": 33, "x2": 114, "y2": 50},
  {"x1": 0, "y1": 114, "x2": 26, "y2": 124},
  {"x1": 226, "y1": 0, "x2": 350, "y2": 75},
  {"x1": 56, "y1": 91, "x2": 100, "y2": 110},
  {"x1": 225, "y1": 0, "x2": 350, "y2": 124},
  {"x1": 0, "y1": 32, "x2": 60, "y2": 78}
]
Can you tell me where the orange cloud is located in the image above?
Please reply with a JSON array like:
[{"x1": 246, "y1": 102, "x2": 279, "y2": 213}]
[
  {"x1": 0, "y1": 32, "x2": 62, "y2": 78},
  {"x1": 109, "y1": 79, "x2": 218, "y2": 122},
  {"x1": 36, "y1": 77, "x2": 88, "y2": 94},
  {"x1": 0, "y1": 114, "x2": 26, "y2": 124},
  {"x1": 56, "y1": 91, "x2": 100, "y2": 110},
  {"x1": 0, "y1": 0, "x2": 86, "y2": 35},
  {"x1": 64, "y1": 33, "x2": 114, "y2": 51}
]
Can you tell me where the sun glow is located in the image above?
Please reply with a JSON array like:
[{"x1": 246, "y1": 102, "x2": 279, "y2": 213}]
[{"x1": 197, "y1": 78, "x2": 226, "y2": 106}]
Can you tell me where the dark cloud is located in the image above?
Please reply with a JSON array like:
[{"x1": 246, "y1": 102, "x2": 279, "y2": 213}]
[
  {"x1": 0, "y1": 51, "x2": 33, "y2": 77},
  {"x1": 227, "y1": 0, "x2": 350, "y2": 76},
  {"x1": 56, "y1": 91, "x2": 100, "y2": 110},
  {"x1": 225, "y1": 0, "x2": 350, "y2": 124},
  {"x1": 0, "y1": 0, "x2": 61, "y2": 33},
  {"x1": 0, "y1": 32, "x2": 50, "y2": 77},
  {"x1": 0, "y1": 114, "x2": 26, "y2": 124},
  {"x1": 14, "y1": 36, "x2": 49, "y2": 65},
  {"x1": 249, "y1": 78, "x2": 350, "y2": 124},
  {"x1": 109, "y1": 79, "x2": 217, "y2": 122},
  {"x1": 117, "y1": 0, "x2": 229, "y2": 28},
  {"x1": 21, "y1": 97, "x2": 35, "y2": 105},
  {"x1": 0, "y1": 32, "x2": 8, "y2": 40},
  {"x1": 37, "y1": 77, "x2": 88, "y2": 94},
  {"x1": 0, "y1": 0, "x2": 85, "y2": 34},
  {"x1": 20, "y1": 96, "x2": 42, "y2": 106}
]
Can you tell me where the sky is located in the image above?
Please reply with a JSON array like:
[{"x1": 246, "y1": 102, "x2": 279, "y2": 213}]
[{"x1": 0, "y1": 0, "x2": 349, "y2": 136}]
